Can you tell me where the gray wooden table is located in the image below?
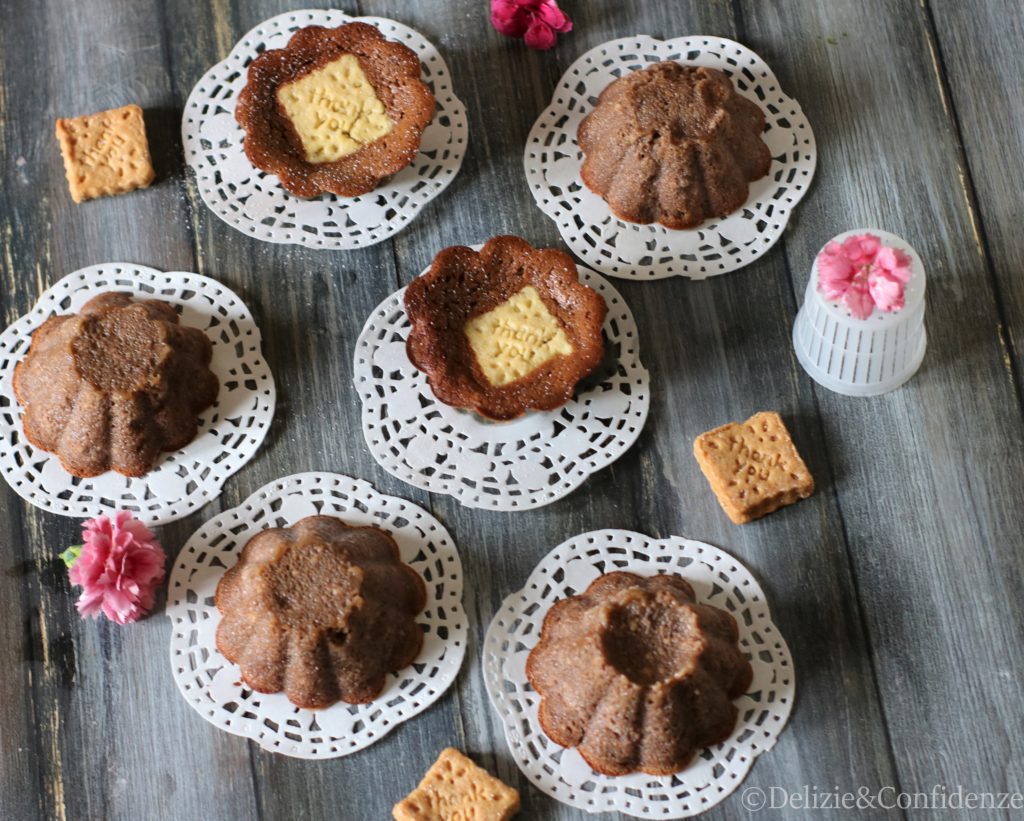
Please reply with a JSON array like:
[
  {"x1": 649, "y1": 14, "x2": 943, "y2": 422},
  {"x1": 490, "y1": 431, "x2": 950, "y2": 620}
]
[{"x1": 2, "y1": 0, "x2": 1023, "y2": 818}]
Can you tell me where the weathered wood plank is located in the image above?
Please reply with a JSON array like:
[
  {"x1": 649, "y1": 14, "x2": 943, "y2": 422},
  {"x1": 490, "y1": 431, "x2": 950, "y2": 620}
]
[
  {"x1": 0, "y1": 0, "x2": 257, "y2": 818},
  {"x1": 927, "y1": 0, "x2": 1024, "y2": 401},
  {"x1": 740, "y1": 0, "x2": 1024, "y2": 806},
  {"x1": 0, "y1": 500, "x2": 40, "y2": 821}
]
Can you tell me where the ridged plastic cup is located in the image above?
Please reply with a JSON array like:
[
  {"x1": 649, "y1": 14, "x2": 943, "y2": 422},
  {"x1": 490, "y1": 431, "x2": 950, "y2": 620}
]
[{"x1": 793, "y1": 229, "x2": 926, "y2": 397}]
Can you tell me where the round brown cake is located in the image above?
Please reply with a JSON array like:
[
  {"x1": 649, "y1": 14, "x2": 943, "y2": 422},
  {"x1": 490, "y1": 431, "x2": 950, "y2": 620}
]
[
  {"x1": 236, "y1": 22, "x2": 435, "y2": 198},
  {"x1": 577, "y1": 62, "x2": 771, "y2": 229},
  {"x1": 215, "y1": 516, "x2": 426, "y2": 709},
  {"x1": 526, "y1": 571, "x2": 753, "y2": 775},
  {"x1": 12, "y1": 292, "x2": 219, "y2": 478},
  {"x1": 404, "y1": 236, "x2": 607, "y2": 421}
]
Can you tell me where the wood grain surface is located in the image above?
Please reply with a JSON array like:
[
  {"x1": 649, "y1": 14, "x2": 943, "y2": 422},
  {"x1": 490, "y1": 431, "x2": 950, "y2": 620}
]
[{"x1": 1, "y1": 1, "x2": 1022, "y2": 819}]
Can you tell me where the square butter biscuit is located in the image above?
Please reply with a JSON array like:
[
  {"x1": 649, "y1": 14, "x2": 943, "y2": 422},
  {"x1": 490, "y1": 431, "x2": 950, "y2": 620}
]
[
  {"x1": 694, "y1": 411, "x2": 814, "y2": 524},
  {"x1": 393, "y1": 747, "x2": 520, "y2": 821},
  {"x1": 55, "y1": 104, "x2": 155, "y2": 203}
]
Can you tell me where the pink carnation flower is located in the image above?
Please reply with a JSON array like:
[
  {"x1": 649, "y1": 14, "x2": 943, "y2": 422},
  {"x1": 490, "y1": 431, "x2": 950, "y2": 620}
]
[
  {"x1": 67, "y1": 511, "x2": 166, "y2": 625},
  {"x1": 491, "y1": 0, "x2": 572, "y2": 50},
  {"x1": 816, "y1": 233, "x2": 912, "y2": 320}
]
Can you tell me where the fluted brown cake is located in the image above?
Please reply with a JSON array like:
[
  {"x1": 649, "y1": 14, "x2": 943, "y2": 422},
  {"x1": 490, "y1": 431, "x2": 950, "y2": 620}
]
[
  {"x1": 236, "y1": 22, "x2": 435, "y2": 197},
  {"x1": 404, "y1": 236, "x2": 607, "y2": 421},
  {"x1": 578, "y1": 62, "x2": 771, "y2": 229},
  {"x1": 12, "y1": 292, "x2": 218, "y2": 478},
  {"x1": 215, "y1": 516, "x2": 426, "y2": 709},
  {"x1": 526, "y1": 572, "x2": 752, "y2": 776}
]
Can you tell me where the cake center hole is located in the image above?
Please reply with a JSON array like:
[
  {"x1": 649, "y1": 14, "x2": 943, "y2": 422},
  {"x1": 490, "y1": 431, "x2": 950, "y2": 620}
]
[
  {"x1": 602, "y1": 598, "x2": 695, "y2": 685},
  {"x1": 72, "y1": 309, "x2": 166, "y2": 393},
  {"x1": 264, "y1": 542, "x2": 363, "y2": 630}
]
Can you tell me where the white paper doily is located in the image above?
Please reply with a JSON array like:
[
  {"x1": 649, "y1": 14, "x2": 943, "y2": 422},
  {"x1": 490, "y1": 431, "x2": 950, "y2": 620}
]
[
  {"x1": 0, "y1": 264, "x2": 275, "y2": 525},
  {"x1": 525, "y1": 36, "x2": 817, "y2": 279},
  {"x1": 167, "y1": 472, "x2": 466, "y2": 759},
  {"x1": 353, "y1": 256, "x2": 650, "y2": 511},
  {"x1": 182, "y1": 10, "x2": 468, "y2": 249},
  {"x1": 483, "y1": 530, "x2": 794, "y2": 818}
]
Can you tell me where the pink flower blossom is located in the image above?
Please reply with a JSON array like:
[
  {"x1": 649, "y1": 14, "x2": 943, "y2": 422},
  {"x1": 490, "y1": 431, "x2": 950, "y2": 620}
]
[
  {"x1": 491, "y1": 0, "x2": 572, "y2": 51},
  {"x1": 816, "y1": 233, "x2": 913, "y2": 320},
  {"x1": 67, "y1": 511, "x2": 166, "y2": 625}
]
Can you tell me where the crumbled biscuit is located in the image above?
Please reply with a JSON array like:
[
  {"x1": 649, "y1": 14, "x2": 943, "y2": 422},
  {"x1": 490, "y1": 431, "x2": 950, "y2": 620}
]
[
  {"x1": 693, "y1": 411, "x2": 814, "y2": 524},
  {"x1": 393, "y1": 748, "x2": 520, "y2": 821},
  {"x1": 55, "y1": 104, "x2": 155, "y2": 203}
]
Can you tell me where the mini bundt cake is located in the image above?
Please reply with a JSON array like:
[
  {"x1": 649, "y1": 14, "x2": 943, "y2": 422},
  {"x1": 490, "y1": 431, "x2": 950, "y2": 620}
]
[
  {"x1": 526, "y1": 572, "x2": 752, "y2": 775},
  {"x1": 215, "y1": 516, "x2": 426, "y2": 709},
  {"x1": 12, "y1": 292, "x2": 218, "y2": 478},
  {"x1": 236, "y1": 22, "x2": 436, "y2": 197},
  {"x1": 577, "y1": 62, "x2": 772, "y2": 229},
  {"x1": 404, "y1": 236, "x2": 607, "y2": 421}
]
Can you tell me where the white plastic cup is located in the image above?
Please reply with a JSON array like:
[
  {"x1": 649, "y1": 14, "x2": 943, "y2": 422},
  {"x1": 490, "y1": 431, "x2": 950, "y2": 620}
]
[{"x1": 792, "y1": 228, "x2": 926, "y2": 397}]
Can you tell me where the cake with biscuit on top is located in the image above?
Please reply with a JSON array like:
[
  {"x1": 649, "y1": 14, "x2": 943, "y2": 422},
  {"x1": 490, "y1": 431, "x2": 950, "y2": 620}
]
[
  {"x1": 403, "y1": 236, "x2": 607, "y2": 421},
  {"x1": 236, "y1": 22, "x2": 435, "y2": 197}
]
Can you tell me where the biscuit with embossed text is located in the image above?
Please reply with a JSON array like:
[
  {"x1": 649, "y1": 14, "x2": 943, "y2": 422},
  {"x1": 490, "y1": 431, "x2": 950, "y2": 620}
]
[
  {"x1": 393, "y1": 747, "x2": 520, "y2": 821},
  {"x1": 55, "y1": 105, "x2": 155, "y2": 203},
  {"x1": 694, "y1": 411, "x2": 814, "y2": 524}
]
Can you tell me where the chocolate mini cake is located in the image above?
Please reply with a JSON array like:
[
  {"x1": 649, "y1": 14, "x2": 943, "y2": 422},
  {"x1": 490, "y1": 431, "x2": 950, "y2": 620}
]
[
  {"x1": 236, "y1": 22, "x2": 435, "y2": 197},
  {"x1": 215, "y1": 516, "x2": 426, "y2": 709},
  {"x1": 578, "y1": 62, "x2": 771, "y2": 229},
  {"x1": 404, "y1": 236, "x2": 607, "y2": 421},
  {"x1": 526, "y1": 572, "x2": 752, "y2": 776},
  {"x1": 12, "y1": 292, "x2": 218, "y2": 478}
]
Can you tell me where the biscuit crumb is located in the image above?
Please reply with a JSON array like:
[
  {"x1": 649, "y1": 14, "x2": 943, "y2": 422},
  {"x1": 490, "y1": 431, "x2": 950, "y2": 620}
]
[
  {"x1": 393, "y1": 748, "x2": 520, "y2": 820},
  {"x1": 693, "y1": 411, "x2": 814, "y2": 524},
  {"x1": 55, "y1": 104, "x2": 155, "y2": 203}
]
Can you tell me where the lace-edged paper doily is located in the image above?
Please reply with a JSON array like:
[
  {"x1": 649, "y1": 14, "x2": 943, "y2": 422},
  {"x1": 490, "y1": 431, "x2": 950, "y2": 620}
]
[
  {"x1": 182, "y1": 10, "x2": 468, "y2": 249},
  {"x1": 353, "y1": 258, "x2": 650, "y2": 511},
  {"x1": 167, "y1": 472, "x2": 466, "y2": 759},
  {"x1": 483, "y1": 530, "x2": 794, "y2": 818},
  {"x1": 525, "y1": 36, "x2": 817, "y2": 279},
  {"x1": 0, "y1": 264, "x2": 275, "y2": 525}
]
